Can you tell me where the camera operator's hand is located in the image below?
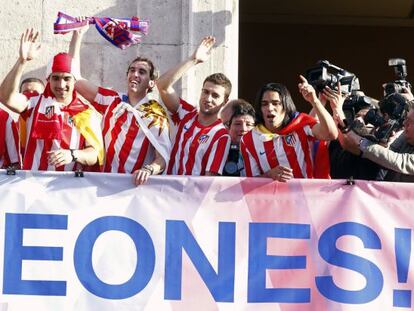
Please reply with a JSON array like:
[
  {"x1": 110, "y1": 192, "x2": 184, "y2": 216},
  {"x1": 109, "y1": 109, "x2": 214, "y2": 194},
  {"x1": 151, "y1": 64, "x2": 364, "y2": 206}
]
[
  {"x1": 401, "y1": 86, "x2": 414, "y2": 102},
  {"x1": 323, "y1": 83, "x2": 346, "y2": 128},
  {"x1": 323, "y1": 84, "x2": 344, "y2": 111},
  {"x1": 298, "y1": 75, "x2": 318, "y2": 104},
  {"x1": 265, "y1": 165, "x2": 293, "y2": 182}
]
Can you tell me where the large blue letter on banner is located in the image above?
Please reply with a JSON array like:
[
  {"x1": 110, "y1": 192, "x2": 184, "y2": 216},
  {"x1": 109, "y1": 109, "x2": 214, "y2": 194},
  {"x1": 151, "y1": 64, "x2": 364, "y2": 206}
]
[
  {"x1": 247, "y1": 222, "x2": 311, "y2": 303},
  {"x1": 74, "y1": 216, "x2": 155, "y2": 299},
  {"x1": 3, "y1": 213, "x2": 68, "y2": 296},
  {"x1": 164, "y1": 220, "x2": 236, "y2": 302},
  {"x1": 316, "y1": 222, "x2": 383, "y2": 304}
]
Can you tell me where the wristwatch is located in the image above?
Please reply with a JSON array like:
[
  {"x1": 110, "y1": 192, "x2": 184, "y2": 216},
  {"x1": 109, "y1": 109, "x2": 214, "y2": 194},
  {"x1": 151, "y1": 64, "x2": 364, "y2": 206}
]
[
  {"x1": 358, "y1": 138, "x2": 371, "y2": 152},
  {"x1": 142, "y1": 164, "x2": 154, "y2": 175},
  {"x1": 70, "y1": 149, "x2": 78, "y2": 163}
]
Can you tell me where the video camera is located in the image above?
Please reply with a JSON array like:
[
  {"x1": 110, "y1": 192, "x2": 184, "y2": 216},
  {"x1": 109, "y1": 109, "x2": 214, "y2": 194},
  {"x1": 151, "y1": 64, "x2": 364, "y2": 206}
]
[
  {"x1": 342, "y1": 91, "x2": 373, "y2": 125},
  {"x1": 306, "y1": 60, "x2": 360, "y2": 94},
  {"x1": 383, "y1": 58, "x2": 412, "y2": 96},
  {"x1": 363, "y1": 93, "x2": 409, "y2": 143}
]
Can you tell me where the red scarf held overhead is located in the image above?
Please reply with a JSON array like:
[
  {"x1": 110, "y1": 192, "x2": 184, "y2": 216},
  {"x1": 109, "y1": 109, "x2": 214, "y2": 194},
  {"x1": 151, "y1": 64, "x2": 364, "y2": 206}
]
[
  {"x1": 54, "y1": 12, "x2": 149, "y2": 50},
  {"x1": 30, "y1": 83, "x2": 89, "y2": 141}
]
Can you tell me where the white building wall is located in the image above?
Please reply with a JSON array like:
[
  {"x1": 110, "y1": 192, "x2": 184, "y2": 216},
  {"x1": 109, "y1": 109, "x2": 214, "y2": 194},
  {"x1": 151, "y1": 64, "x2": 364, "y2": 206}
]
[{"x1": 0, "y1": 0, "x2": 238, "y2": 104}]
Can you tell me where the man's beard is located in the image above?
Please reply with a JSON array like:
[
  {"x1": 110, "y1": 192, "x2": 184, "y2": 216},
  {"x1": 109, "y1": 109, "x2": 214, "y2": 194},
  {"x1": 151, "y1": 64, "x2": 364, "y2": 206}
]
[{"x1": 200, "y1": 103, "x2": 223, "y2": 117}]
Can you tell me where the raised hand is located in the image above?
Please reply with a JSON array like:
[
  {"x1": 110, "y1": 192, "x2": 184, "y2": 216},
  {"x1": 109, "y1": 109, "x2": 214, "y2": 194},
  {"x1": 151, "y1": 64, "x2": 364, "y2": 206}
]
[
  {"x1": 401, "y1": 86, "x2": 414, "y2": 102},
  {"x1": 298, "y1": 75, "x2": 318, "y2": 104},
  {"x1": 75, "y1": 16, "x2": 90, "y2": 36},
  {"x1": 192, "y1": 36, "x2": 216, "y2": 64},
  {"x1": 323, "y1": 82, "x2": 344, "y2": 111},
  {"x1": 323, "y1": 82, "x2": 346, "y2": 127},
  {"x1": 19, "y1": 28, "x2": 41, "y2": 63}
]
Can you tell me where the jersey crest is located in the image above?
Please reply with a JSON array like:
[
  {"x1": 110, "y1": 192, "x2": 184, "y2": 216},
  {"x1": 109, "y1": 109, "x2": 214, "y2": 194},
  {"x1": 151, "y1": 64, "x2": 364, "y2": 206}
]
[
  {"x1": 45, "y1": 106, "x2": 55, "y2": 119},
  {"x1": 198, "y1": 134, "x2": 209, "y2": 144},
  {"x1": 284, "y1": 134, "x2": 296, "y2": 146}
]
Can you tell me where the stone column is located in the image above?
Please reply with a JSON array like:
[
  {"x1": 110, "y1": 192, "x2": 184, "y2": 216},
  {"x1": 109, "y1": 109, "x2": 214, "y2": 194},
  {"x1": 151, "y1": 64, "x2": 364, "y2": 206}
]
[{"x1": 138, "y1": 0, "x2": 239, "y2": 104}]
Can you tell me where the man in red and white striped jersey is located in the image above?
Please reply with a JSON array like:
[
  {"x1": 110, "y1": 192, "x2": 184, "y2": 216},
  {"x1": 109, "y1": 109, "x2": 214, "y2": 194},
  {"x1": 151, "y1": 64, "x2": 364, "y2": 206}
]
[
  {"x1": 0, "y1": 29, "x2": 103, "y2": 171},
  {"x1": 157, "y1": 36, "x2": 231, "y2": 176},
  {"x1": 70, "y1": 21, "x2": 171, "y2": 185},
  {"x1": 241, "y1": 79, "x2": 338, "y2": 181}
]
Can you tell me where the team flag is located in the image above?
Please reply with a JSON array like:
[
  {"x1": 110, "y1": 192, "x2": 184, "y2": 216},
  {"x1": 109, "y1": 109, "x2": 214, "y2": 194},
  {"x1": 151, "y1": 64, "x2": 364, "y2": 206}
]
[{"x1": 54, "y1": 11, "x2": 149, "y2": 49}]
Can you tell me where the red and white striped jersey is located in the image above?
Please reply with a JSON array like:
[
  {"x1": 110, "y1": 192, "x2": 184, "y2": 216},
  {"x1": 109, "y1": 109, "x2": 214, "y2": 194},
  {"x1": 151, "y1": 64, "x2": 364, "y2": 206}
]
[
  {"x1": 0, "y1": 108, "x2": 20, "y2": 168},
  {"x1": 241, "y1": 113, "x2": 318, "y2": 178},
  {"x1": 167, "y1": 99, "x2": 230, "y2": 175},
  {"x1": 21, "y1": 90, "x2": 101, "y2": 171},
  {"x1": 93, "y1": 87, "x2": 171, "y2": 173}
]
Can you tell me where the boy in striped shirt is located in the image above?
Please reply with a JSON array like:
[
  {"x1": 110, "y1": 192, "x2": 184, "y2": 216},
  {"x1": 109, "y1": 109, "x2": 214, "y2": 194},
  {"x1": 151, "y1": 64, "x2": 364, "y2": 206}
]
[{"x1": 157, "y1": 36, "x2": 231, "y2": 176}]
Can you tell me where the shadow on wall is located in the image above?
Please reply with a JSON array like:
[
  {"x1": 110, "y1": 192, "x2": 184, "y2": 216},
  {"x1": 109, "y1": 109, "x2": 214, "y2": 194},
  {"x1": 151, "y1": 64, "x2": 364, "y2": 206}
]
[{"x1": 192, "y1": 10, "x2": 233, "y2": 47}]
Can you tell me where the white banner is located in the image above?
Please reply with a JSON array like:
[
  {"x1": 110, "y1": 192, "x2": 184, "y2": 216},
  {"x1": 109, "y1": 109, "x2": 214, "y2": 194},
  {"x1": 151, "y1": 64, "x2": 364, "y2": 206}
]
[{"x1": 0, "y1": 171, "x2": 414, "y2": 310}]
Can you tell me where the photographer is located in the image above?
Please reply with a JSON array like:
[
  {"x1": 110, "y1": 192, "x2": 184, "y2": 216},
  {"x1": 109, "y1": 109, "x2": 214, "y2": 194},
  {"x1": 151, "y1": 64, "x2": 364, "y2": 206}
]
[
  {"x1": 307, "y1": 76, "x2": 380, "y2": 179},
  {"x1": 327, "y1": 89, "x2": 383, "y2": 180},
  {"x1": 305, "y1": 60, "x2": 379, "y2": 179},
  {"x1": 221, "y1": 99, "x2": 256, "y2": 176},
  {"x1": 346, "y1": 103, "x2": 414, "y2": 182}
]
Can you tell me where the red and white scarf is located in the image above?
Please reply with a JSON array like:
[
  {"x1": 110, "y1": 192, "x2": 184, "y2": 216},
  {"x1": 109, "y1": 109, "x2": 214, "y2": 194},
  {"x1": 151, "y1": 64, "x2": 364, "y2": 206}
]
[{"x1": 54, "y1": 12, "x2": 149, "y2": 50}]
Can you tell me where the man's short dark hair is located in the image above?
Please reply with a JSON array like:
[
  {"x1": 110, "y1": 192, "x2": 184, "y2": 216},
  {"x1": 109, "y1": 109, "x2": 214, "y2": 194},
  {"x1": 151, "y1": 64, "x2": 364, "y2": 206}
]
[
  {"x1": 255, "y1": 82, "x2": 297, "y2": 129},
  {"x1": 228, "y1": 99, "x2": 256, "y2": 126},
  {"x1": 19, "y1": 77, "x2": 45, "y2": 92},
  {"x1": 127, "y1": 57, "x2": 158, "y2": 80},
  {"x1": 203, "y1": 73, "x2": 232, "y2": 99}
]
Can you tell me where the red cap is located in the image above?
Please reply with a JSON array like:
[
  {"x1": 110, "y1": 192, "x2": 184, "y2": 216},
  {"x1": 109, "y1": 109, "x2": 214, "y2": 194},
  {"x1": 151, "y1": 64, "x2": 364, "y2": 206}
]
[{"x1": 45, "y1": 53, "x2": 74, "y2": 78}]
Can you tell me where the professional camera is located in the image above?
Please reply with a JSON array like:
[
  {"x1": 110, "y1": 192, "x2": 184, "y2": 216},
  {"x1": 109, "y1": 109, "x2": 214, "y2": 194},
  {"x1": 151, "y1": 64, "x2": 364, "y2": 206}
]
[
  {"x1": 363, "y1": 93, "x2": 409, "y2": 143},
  {"x1": 383, "y1": 58, "x2": 412, "y2": 96},
  {"x1": 342, "y1": 91, "x2": 373, "y2": 125},
  {"x1": 223, "y1": 144, "x2": 242, "y2": 176},
  {"x1": 306, "y1": 60, "x2": 360, "y2": 94}
]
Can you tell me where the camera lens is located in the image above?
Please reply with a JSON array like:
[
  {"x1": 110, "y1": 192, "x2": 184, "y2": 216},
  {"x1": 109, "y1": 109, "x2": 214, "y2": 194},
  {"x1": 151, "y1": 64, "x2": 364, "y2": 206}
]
[{"x1": 224, "y1": 161, "x2": 239, "y2": 176}]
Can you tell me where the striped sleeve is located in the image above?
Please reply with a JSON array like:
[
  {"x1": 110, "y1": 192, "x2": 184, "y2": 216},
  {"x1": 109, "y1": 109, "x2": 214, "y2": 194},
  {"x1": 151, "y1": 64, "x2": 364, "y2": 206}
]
[
  {"x1": 240, "y1": 133, "x2": 262, "y2": 177},
  {"x1": 93, "y1": 87, "x2": 120, "y2": 114},
  {"x1": 4, "y1": 116, "x2": 21, "y2": 165},
  {"x1": 176, "y1": 98, "x2": 196, "y2": 121},
  {"x1": 205, "y1": 133, "x2": 231, "y2": 175}
]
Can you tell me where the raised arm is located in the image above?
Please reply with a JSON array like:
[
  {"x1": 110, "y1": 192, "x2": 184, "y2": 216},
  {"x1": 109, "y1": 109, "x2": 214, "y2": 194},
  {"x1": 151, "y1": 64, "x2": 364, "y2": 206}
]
[
  {"x1": 298, "y1": 75, "x2": 338, "y2": 141},
  {"x1": 309, "y1": 83, "x2": 346, "y2": 125},
  {"x1": 156, "y1": 36, "x2": 216, "y2": 113},
  {"x1": 362, "y1": 140, "x2": 414, "y2": 175},
  {"x1": 345, "y1": 130, "x2": 414, "y2": 174},
  {"x1": 68, "y1": 19, "x2": 99, "y2": 103},
  {"x1": 0, "y1": 29, "x2": 41, "y2": 113}
]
